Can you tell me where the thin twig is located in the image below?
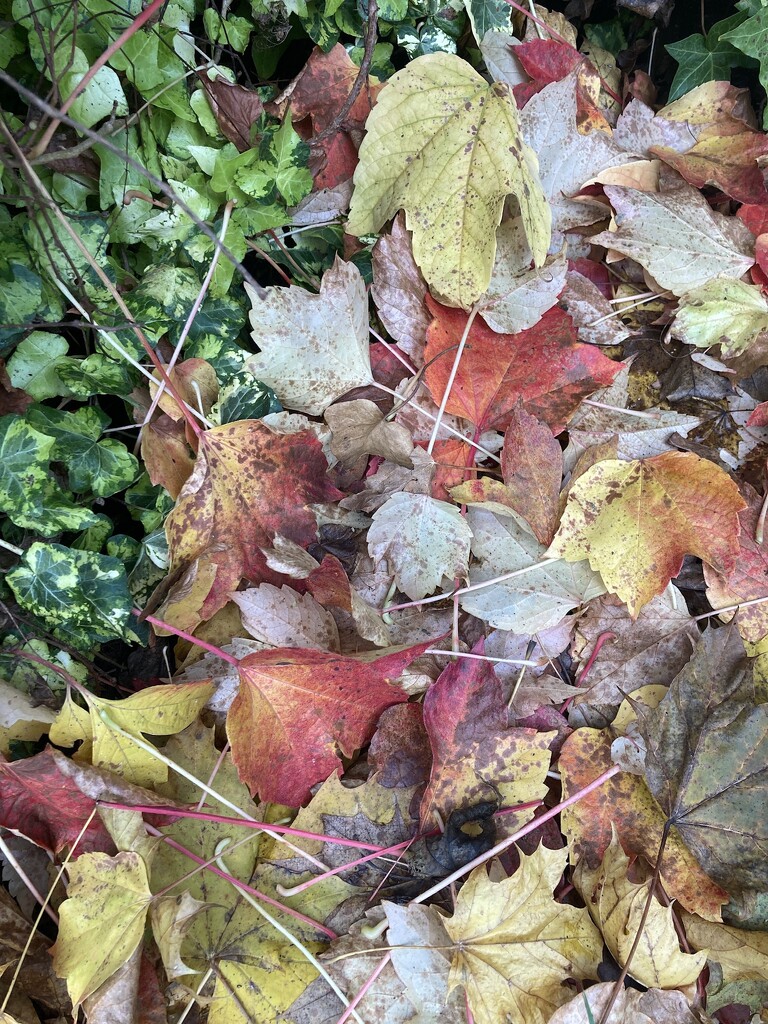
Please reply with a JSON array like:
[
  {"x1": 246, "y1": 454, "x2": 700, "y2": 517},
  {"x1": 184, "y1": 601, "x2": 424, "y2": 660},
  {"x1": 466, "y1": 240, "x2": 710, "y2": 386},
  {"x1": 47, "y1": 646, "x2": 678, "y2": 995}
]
[{"x1": 314, "y1": 0, "x2": 378, "y2": 144}]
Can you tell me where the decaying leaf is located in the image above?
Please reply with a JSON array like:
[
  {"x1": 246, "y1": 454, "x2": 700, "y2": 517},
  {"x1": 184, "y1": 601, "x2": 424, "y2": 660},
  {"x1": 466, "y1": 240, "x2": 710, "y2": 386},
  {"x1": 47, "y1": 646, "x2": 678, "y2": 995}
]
[
  {"x1": 246, "y1": 258, "x2": 372, "y2": 415},
  {"x1": 444, "y1": 848, "x2": 602, "y2": 1024},
  {"x1": 574, "y1": 828, "x2": 707, "y2": 988},
  {"x1": 549, "y1": 452, "x2": 745, "y2": 616},
  {"x1": 367, "y1": 491, "x2": 472, "y2": 600},
  {"x1": 348, "y1": 51, "x2": 550, "y2": 308},
  {"x1": 637, "y1": 624, "x2": 768, "y2": 894}
]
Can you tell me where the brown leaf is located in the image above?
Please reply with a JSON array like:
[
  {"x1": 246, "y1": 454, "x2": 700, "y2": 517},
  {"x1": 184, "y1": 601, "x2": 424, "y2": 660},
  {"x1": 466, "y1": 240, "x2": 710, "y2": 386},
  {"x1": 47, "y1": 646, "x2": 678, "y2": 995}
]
[{"x1": 196, "y1": 73, "x2": 264, "y2": 151}]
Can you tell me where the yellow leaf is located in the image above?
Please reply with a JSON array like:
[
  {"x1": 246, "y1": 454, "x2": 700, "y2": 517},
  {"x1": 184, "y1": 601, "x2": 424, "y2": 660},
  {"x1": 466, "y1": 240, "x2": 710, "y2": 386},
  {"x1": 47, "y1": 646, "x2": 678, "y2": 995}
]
[
  {"x1": 52, "y1": 851, "x2": 151, "y2": 1008},
  {"x1": 347, "y1": 52, "x2": 550, "y2": 309},
  {"x1": 444, "y1": 847, "x2": 602, "y2": 1024},
  {"x1": 574, "y1": 828, "x2": 708, "y2": 988},
  {"x1": 49, "y1": 680, "x2": 214, "y2": 787},
  {"x1": 681, "y1": 910, "x2": 768, "y2": 983},
  {"x1": 548, "y1": 452, "x2": 744, "y2": 617},
  {"x1": 151, "y1": 892, "x2": 208, "y2": 980}
]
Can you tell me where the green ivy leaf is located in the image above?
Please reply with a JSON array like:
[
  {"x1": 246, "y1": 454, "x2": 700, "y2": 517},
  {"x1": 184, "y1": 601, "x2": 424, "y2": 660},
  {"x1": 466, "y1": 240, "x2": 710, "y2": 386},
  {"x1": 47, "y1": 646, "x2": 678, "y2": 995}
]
[
  {"x1": 463, "y1": 0, "x2": 510, "y2": 44},
  {"x1": 666, "y1": 12, "x2": 750, "y2": 102},
  {"x1": 212, "y1": 371, "x2": 282, "y2": 424},
  {"x1": 0, "y1": 263, "x2": 46, "y2": 350},
  {"x1": 722, "y1": 8, "x2": 768, "y2": 127},
  {"x1": 6, "y1": 332, "x2": 71, "y2": 400},
  {"x1": 0, "y1": 415, "x2": 99, "y2": 535},
  {"x1": 24, "y1": 406, "x2": 139, "y2": 498},
  {"x1": 55, "y1": 353, "x2": 137, "y2": 399},
  {"x1": 270, "y1": 112, "x2": 313, "y2": 205},
  {"x1": 203, "y1": 9, "x2": 253, "y2": 52},
  {"x1": 7, "y1": 542, "x2": 144, "y2": 645},
  {"x1": 125, "y1": 474, "x2": 174, "y2": 533}
]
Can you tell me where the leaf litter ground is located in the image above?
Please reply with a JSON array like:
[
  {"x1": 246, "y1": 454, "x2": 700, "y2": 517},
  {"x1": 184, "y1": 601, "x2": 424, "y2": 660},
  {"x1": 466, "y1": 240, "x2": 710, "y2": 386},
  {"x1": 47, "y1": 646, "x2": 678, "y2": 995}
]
[{"x1": 4, "y1": 3, "x2": 768, "y2": 1024}]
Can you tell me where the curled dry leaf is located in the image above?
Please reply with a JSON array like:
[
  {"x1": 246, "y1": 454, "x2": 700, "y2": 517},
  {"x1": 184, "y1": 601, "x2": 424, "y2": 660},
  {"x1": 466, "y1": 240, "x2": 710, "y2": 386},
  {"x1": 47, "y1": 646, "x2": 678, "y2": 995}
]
[{"x1": 324, "y1": 398, "x2": 415, "y2": 468}]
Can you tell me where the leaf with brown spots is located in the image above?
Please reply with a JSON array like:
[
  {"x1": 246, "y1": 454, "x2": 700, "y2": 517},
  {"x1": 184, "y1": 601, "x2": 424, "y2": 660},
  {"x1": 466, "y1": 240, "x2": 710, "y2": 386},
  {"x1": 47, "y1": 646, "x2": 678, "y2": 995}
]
[
  {"x1": 161, "y1": 419, "x2": 343, "y2": 631},
  {"x1": 420, "y1": 643, "x2": 554, "y2": 830},
  {"x1": 423, "y1": 298, "x2": 619, "y2": 434},
  {"x1": 451, "y1": 401, "x2": 562, "y2": 544},
  {"x1": 549, "y1": 452, "x2": 745, "y2": 617},
  {"x1": 227, "y1": 640, "x2": 436, "y2": 805}
]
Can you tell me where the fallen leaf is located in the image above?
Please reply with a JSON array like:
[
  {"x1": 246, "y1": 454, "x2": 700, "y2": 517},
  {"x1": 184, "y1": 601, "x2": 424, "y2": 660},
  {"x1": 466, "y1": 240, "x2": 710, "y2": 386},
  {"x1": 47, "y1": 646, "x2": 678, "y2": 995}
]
[
  {"x1": 480, "y1": 219, "x2": 568, "y2": 334},
  {"x1": 652, "y1": 127, "x2": 768, "y2": 205},
  {"x1": 386, "y1": 902, "x2": 465, "y2": 1022},
  {"x1": 460, "y1": 506, "x2": 605, "y2": 634},
  {"x1": 245, "y1": 257, "x2": 372, "y2": 415},
  {"x1": 161, "y1": 418, "x2": 343, "y2": 629},
  {"x1": 574, "y1": 827, "x2": 707, "y2": 987},
  {"x1": 444, "y1": 848, "x2": 602, "y2": 1024},
  {"x1": 681, "y1": 909, "x2": 768, "y2": 1013},
  {"x1": 197, "y1": 73, "x2": 264, "y2": 151},
  {"x1": 549, "y1": 452, "x2": 745, "y2": 616},
  {"x1": 52, "y1": 851, "x2": 152, "y2": 1009},
  {"x1": 637, "y1": 623, "x2": 768, "y2": 894},
  {"x1": 420, "y1": 644, "x2": 553, "y2": 827},
  {"x1": 424, "y1": 298, "x2": 620, "y2": 434},
  {"x1": 548, "y1": 983, "x2": 713, "y2": 1024},
  {"x1": 325, "y1": 398, "x2": 415, "y2": 468},
  {"x1": 371, "y1": 214, "x2": 430, "y2": 363},
  {"x1": 228, "y1": 640, "x2": 435, "y2": 805},
  {"x1": 451, "y1": 402, "x2": 562, "y2": 545},
  {"x1": 0, "y1": 749, "x2": 114, "y2": 856},
  {"x1": 592, "y1": 181, "x2": 755, "y2": 295},
  {"x1": 150, "y1": 891, "x2": 207, "y2": 980},
  {"x1": 232, "y1": 584, "x2": 340, "y2": 651},
  {"x1": 705, "y1": 483, "x2": 768, "y2": 642},
  {"x1": 672, "y1": 278, "x2": 768, "y2": 358},
  {"x1": 367, "y1": 491, "x2": 472, "y2": 600},
  {"x1": 347, "y1": 51, "x2": 550, "y2": 308},
  {"x1": 559, "y1": 726, "x2": 729, "y2": 920},
  {"x1": 520, "y1": 73, "x2": 633, "y2": 233},
  {"x1": 571, "y1": 589, "x2": 699, "y2": 711},
  {"x1": 49, "y1": 680, "x2": 214, "y2": 787}
]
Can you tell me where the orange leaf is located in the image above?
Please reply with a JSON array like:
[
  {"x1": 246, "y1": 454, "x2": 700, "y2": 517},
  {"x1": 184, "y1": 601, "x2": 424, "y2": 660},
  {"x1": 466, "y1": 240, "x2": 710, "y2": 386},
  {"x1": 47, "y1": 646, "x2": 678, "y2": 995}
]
[{"x1": 423, "y1": 298, "x2": 619, "y2": 433}]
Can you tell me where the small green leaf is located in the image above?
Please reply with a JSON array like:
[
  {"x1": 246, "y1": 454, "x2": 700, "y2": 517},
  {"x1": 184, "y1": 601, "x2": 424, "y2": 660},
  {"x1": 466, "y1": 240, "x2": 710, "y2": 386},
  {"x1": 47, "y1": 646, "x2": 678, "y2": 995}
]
[
  {"x1": 7, "y1": 542, "x2": 143, "y2": 644},
  {"x1": 0, "y1": 415, "x2": 99, "y2": 535},
  {"x1": 667, "y1": 13, "x2": 750, "y2": 102},
  {"x1": 212, "y1": 371, "x2": 282, "y2": 424},
  {"x1": 24, "y1": 406, "x2": 139, "y2": 498},
  {"x1": 203, "y1": 9, "x2": 252, "y2": 52},
  {"x1": 722, "y1": 8, "x2": 768, "y2": 127},
  {"x1": 270, "y1": 112, "x2": 313, "y2": 205},
  {"x1": 6, "y1": 332, "x2": 71, "y2": 400}
]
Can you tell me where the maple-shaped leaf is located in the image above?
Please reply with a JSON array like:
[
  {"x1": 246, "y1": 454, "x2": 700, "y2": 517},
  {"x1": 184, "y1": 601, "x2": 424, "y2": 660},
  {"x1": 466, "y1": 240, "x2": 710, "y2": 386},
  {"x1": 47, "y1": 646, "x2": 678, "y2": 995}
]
[
  {"x1": 162, "y1": 419, "x2": 343, "y2": 630},
  {"x1": 227, "y1": 640, "x2": 435, "y2": 805},
  {"x1": 420, "y1": 645, "x2": 553, "y2": 828},
  {"x1": 367, "y1": 492, "x2": 472, "y2": 600},
  {"x1": 424, "y1": 298, "x2": 619, "y2": 434},
  {"x1": 574, "y1": 828, "x2": 707, "y2": 988},
  {"x1": 324, "y1": 398, "x2": 415, "y2": 468},
  {"x1": 549, "y1": 984, "x2": 709, "y2": 1024},
  {"x1": 52, "y1": 851, "x2": 152, "y2": 1009},
  {"x1": 519, "y1": 73, "x2": 632, "y2": 233},
  {"x1": 705, "y1": 484, "x2": 768, "y2": 643},
  {"x1": 444, "y1": 849, "x2": 602, "y2": 1024},
  {"x1": 347, "y1": 51, "x2": 550, "y2": 308},
  {"x1": 461, "y1": 507, "x2": 605, "y2": 634},
  {"x1": 549, "y1": 452, "x2": 745, "y2": 617},
  {"x1": 637, "y1": 624, "x2": 768, "y2": 894},
  {"x1": 245, "y1": 258, "x2": 372, "y2": 416},
  {"x1": 652, "y1": 127, "x2": 768, "y2": 206},
  {"x1": 0, "y1": 749, "x2": 114, "y2": 856},
  {"x1": 451, "y1": 401, "x2": 562, "y2": 544},
  {"x1": 592, "y1": 182, "x2": 754, "y2": 295},
  {"x1": 672, "y1": 279, "x2": 768, "y2": 359},
  {"x1": 559, "y1": 725, "x2": 728, "y2": 921},
  {"x1": 49, "y1": 680, "x2": 214, "y2": 787}
]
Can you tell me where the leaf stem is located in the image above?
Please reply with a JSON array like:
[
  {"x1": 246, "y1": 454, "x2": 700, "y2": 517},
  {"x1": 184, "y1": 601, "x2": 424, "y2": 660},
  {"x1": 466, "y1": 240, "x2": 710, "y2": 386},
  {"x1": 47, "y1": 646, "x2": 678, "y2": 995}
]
[{"x1": 427, "y1": 304, "x2": 479, "y2": 455}]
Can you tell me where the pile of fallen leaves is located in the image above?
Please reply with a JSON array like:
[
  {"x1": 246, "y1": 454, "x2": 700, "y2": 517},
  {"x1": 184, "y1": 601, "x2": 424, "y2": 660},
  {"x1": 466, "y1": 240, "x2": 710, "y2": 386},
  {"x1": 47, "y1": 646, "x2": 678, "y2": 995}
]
[{"x1": 3, "y1": 1, "x2": 768, "y2": 1022}]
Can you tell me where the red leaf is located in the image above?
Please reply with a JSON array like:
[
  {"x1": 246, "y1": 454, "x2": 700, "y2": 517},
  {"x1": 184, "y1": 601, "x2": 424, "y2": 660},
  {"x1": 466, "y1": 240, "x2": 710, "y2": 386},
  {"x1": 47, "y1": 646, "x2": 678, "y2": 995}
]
[
  {"x1": 652, "y1": 130, "x2": 768, "y2": 206},
  {"x1": 227, "y1": 640, "x2": 436, "y2": 805},
  {"x1": 512, "y1": 39, "x2": 583, "y2": 107},
  {"x1": 423, "y1": 298, "x2": 620, "y2": 433},
  {"x1": 0, "y1": 750, "x2": 114, "y2": 856}
]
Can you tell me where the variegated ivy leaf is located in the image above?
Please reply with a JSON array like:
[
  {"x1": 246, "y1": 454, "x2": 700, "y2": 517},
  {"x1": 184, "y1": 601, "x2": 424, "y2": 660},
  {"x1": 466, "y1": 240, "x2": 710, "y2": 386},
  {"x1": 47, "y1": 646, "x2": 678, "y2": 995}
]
[
  {"x1": 25, "y1": 405, "x2": 139, "y2": 498},
  {"x1": 7, "y1": 543, "x2": 144, "y2": 646},
  {"x1": 0, "y1": 415, "x2": 99, "y2": 536}
]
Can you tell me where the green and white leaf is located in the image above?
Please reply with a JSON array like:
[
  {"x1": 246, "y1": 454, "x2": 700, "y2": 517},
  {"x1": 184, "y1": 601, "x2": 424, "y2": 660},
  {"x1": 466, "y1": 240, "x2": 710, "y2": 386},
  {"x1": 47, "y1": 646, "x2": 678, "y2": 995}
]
[
  {"x1": 672, "y1": 279, "x2": 768, "y2": 357},
  {"x1": 0, "y1": 415, "x2": 99, "y2": 535},
  {"x1": 7, "y1": 543, "x2": 143, "y2": 645}
]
